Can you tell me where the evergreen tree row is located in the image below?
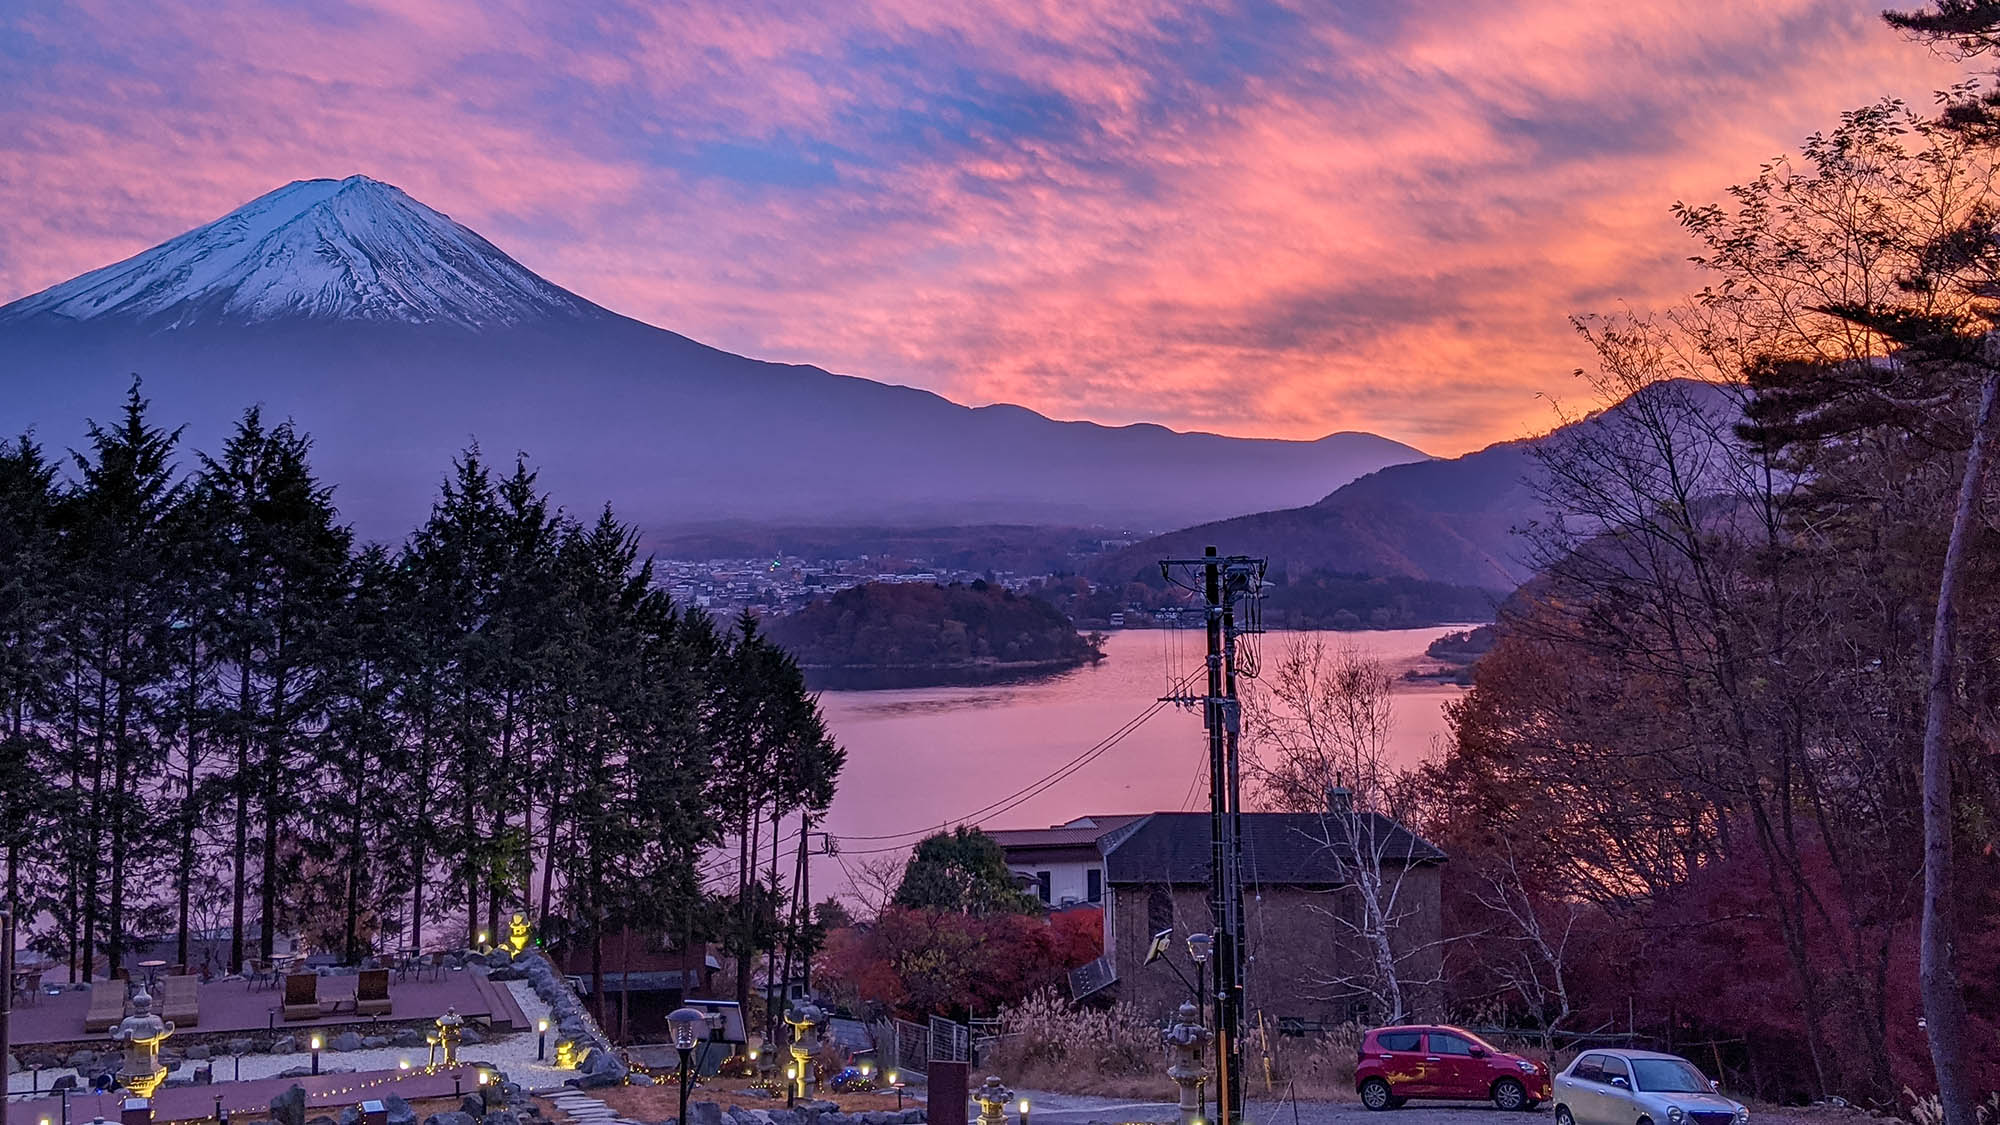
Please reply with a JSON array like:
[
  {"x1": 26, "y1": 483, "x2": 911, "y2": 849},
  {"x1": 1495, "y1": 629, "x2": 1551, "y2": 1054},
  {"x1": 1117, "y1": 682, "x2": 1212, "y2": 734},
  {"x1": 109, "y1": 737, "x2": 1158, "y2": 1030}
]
[{"x1": 0, "y1": 383, "x2": 842, "y2": 1012}]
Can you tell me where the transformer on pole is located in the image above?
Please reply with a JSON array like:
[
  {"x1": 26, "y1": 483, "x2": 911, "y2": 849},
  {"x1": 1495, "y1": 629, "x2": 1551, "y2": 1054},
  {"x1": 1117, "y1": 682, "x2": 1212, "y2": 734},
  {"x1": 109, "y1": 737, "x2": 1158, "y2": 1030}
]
[{"x1": 1159, "y1": 546, "x2": 1264, "y2": 1125}]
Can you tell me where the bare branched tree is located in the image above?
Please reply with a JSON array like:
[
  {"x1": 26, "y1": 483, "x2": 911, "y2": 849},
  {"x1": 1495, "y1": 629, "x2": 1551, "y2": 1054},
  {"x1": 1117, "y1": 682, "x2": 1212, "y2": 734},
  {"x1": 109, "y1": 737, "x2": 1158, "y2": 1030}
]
[
  {"x1": 1469, "y1": 841, "x2": 1579, "y2": 1055},
  {"x1": 1243, "y1": 635, "x2": 1439, "y2": 1022}
]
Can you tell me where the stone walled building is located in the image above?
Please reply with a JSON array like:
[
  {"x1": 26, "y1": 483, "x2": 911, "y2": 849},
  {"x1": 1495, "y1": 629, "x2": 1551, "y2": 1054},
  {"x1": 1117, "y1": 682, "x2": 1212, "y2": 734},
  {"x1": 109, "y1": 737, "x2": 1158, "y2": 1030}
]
[{"x1": 992, "y1": 800, "x2": 1446, "y2": 1029}]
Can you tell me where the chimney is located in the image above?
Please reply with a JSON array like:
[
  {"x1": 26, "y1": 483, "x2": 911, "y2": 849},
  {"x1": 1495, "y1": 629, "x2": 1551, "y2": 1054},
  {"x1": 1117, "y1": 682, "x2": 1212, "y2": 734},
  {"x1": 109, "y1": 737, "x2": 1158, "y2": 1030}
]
[{"x1": 1326, "y1": 786, "x2": 1353, "y2": 816}]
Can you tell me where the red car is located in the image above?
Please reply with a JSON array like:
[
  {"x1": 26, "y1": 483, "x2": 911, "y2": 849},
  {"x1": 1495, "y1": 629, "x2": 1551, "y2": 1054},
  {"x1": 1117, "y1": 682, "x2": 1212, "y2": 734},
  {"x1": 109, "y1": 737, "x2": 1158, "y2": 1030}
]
[{"x1": 1355, "y1": 1025, "x2": 1552, "y2": 1111}]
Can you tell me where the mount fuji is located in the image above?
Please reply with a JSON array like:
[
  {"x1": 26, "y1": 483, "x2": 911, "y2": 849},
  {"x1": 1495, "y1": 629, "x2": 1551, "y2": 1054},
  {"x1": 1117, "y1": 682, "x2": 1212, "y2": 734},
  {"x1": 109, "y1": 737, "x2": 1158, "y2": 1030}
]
[{"x1": 0, "y1": 176, "x2": 1427, "y2": 539}]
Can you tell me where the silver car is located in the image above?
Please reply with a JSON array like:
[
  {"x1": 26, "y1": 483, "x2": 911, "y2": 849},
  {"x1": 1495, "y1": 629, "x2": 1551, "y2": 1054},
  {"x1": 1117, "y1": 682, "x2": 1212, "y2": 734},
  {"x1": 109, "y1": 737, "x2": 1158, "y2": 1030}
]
[{"x1": 1554, "y1": 1050, "x2": 1748, "y2": 1125}]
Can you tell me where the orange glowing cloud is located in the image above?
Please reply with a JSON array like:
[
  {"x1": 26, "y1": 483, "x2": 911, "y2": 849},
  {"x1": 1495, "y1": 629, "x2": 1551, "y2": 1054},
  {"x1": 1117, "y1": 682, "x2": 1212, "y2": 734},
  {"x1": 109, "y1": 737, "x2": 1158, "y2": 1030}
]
[{"x1": 0, "y1": 0, "x2": 1966, "y2": 451}]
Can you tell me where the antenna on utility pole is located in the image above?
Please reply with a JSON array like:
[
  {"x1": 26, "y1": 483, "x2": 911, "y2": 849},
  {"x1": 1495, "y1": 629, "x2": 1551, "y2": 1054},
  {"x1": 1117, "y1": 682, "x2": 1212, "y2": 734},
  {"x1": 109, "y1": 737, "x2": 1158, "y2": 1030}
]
[{"x1": 1158, "y1": 545, "x2": 1264, "y2": 1125}]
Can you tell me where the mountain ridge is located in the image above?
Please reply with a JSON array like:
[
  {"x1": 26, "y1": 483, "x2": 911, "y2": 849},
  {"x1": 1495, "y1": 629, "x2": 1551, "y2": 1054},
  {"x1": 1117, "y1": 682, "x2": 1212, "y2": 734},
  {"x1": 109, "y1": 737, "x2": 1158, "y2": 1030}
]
[
  {"x1": 1093, "y1": 378, "x2": 1741, "y2": 592},
  {"x1": 0, "y1": 175, "x2": 1430, "y2": 537}
]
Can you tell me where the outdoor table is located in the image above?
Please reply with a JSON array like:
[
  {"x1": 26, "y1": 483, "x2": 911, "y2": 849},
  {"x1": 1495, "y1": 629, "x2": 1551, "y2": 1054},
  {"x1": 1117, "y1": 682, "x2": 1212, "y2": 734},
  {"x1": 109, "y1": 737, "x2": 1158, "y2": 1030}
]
[
  {"x1": 136, "y1": 959, "x2": 167, "y2": 988},
  {"x1": 10, "y1": 966, "x2": 43, "y2": 1005}
]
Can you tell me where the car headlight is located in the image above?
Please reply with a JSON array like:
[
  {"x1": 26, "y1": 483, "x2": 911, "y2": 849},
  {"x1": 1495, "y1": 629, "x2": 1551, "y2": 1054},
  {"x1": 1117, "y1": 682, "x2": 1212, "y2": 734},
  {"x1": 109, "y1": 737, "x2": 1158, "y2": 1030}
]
[
  {"x1": 1668, "y1": 1108, "x2": 1685, "y2": 1125},
  {"x1": 1733, "y1": 1109, "x2": 1749, "y2": 1125},
  {"x1": 1517, "y1": 1061, "x2": 1538, "y2": 1074}
]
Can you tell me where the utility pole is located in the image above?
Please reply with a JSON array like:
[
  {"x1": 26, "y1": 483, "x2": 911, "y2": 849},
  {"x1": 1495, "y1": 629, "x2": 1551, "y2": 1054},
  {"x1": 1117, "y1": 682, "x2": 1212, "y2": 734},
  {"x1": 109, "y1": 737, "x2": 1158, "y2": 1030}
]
[
  {"x1": 1160, "y1": 546, "x2": 1264, "y2": 1125},
  {"x1": 2, "y1": 908, "x2": 14, "y2": 1097}
]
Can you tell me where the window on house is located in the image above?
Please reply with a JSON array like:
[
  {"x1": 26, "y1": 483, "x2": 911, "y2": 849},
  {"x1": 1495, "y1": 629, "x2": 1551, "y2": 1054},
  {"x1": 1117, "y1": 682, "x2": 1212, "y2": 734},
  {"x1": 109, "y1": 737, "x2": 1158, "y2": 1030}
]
[
  {"x1": 1086, "y1": 868, "x2": 1102, "y2": 902},
  {"x1": 1036, "y1": 871, "x2": 1051, "y2": 903},
  {"x1": 1148, "y1": 885, "x2": 1173, "y2": 933}
]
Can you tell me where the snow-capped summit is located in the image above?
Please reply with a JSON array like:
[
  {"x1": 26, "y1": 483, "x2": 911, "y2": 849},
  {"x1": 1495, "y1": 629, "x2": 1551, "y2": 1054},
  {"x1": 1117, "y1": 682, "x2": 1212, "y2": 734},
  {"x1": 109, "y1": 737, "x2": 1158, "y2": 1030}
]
[{"x1": 0, "y1": 175, "x2": 604, "y2": 330}]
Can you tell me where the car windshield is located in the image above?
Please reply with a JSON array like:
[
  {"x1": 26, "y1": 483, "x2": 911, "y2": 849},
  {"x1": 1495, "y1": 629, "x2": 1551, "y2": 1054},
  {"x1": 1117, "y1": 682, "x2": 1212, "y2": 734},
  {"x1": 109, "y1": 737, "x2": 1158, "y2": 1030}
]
[{"x1": 1632, "y1": 1059, "x2": 1712, "y2": 1093}]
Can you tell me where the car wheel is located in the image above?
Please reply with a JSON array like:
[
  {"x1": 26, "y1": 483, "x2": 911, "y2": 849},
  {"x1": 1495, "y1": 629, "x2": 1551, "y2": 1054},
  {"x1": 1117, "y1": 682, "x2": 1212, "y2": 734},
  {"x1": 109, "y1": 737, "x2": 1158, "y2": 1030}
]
[
  {"x1": 1361, "y1": 1079, "x2": 1395, "y2": 1111},
  {"x1": 1555, "y1": 1106, "x2": 1576, "y2": 1125},
  {"x1": 1494, "y1": 1079, "x2": 1528, "y2": 1111}
]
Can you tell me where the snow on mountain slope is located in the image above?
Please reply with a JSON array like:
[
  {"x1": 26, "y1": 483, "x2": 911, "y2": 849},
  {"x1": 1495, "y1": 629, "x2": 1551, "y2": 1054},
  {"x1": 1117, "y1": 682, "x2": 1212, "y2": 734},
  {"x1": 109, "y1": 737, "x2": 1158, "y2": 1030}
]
[{"x1": 0, "y1": 175, "x2": 602, "y2": 330}]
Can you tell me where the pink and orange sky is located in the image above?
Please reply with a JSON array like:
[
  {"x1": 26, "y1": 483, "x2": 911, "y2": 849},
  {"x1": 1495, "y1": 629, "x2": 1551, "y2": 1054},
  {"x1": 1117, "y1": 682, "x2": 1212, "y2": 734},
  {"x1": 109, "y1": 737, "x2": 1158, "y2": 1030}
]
[{"x1": 0, "y1": 0, "x2": 1968, "y2": 453}]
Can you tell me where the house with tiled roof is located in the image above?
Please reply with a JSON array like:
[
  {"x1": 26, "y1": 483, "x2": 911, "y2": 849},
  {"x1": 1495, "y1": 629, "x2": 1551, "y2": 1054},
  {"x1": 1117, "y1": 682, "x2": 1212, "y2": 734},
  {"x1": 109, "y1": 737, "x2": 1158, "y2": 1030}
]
[{"x1": 987, "y1": 793, "x2": 1446, "y2": 1027}]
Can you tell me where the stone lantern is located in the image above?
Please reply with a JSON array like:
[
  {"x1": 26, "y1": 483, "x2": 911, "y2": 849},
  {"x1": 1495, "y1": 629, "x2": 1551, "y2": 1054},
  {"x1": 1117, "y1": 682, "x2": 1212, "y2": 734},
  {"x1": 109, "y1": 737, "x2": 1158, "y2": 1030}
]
[
  {"x1": 430, "y1": 1006, "x2": 465, "y2": 1069},
  {"x1": 506, "y1": 913, "x2": 531, "y2": 955},
  {"x1": 110, "y1": 990, "x2": 175, "y2": 1098},
  {"x1": 973, "y1": 1076, "x2": 1015, "y2": 1125},
  {"x1": 1162, "y1": 1001, "x2": 1212, "y2": 1125},
  {"x1": 783, "y1": 1001, "x2": 824, "y2": 1102}
]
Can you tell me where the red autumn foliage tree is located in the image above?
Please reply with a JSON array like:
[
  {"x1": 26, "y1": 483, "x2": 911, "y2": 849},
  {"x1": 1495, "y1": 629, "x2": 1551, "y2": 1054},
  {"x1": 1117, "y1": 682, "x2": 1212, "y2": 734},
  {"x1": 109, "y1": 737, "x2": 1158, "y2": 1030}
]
[{"x1": 815, "y1": 906, "x2": 1103, "y2": 1020}]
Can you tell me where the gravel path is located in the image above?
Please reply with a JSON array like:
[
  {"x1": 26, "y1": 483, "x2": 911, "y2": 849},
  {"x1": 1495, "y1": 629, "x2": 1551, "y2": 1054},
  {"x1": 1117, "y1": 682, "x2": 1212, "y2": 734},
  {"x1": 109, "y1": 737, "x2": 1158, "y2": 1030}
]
[{"x1": 1012, "y1": 1089, "x2": 1546, "y2": 1125}]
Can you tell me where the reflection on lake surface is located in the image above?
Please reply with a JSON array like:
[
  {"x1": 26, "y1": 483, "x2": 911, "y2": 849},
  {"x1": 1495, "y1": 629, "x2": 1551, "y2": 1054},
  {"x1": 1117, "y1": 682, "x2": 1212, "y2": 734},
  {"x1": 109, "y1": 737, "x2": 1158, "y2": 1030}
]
[{"x1": 809, "y1": 626, "x2": 1472, "y2": 895}]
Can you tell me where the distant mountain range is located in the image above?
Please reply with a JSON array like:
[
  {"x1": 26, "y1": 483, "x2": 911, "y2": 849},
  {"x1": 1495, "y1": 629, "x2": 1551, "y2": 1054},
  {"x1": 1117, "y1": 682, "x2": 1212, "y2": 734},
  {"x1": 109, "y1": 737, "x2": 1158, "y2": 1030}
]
[
  {"x1": 0, "y1": 175, "x2": 1427, "y2": 541},
  {"x1": 1095, "y1": 379, "x2": 1741, "y2": 592}
]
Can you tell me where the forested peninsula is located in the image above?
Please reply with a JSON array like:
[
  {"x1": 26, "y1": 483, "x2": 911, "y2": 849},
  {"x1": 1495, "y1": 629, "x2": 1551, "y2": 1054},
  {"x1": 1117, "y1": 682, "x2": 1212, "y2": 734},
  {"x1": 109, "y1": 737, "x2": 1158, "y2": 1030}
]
[{"x1": 767, "y1": 581, "x2": 1105, "y2": 689}]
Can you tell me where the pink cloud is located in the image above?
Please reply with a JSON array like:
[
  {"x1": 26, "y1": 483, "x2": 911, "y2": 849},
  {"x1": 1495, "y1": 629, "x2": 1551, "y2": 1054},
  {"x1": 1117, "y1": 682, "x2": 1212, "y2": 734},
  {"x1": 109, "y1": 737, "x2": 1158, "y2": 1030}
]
[{"x1": 0, "y1": 0, "x2": 1968, "y2": 452}]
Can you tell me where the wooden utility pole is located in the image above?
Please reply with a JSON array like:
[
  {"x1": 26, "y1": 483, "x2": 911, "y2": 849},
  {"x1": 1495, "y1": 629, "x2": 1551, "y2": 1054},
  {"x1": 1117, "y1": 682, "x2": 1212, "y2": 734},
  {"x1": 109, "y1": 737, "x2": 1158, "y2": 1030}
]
[
  {"x1": 2, "y1": 908, "x2": 14, "y2": 1093},
  {"x1": 1160, "y1": 547, "x2": 1264, "y2": 1125}
]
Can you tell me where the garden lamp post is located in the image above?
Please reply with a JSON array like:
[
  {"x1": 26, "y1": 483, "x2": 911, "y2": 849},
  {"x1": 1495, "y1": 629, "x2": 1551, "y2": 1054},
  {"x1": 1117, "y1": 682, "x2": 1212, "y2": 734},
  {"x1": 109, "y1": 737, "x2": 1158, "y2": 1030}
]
[
  {"x1": 889, "y1": 1072, "x2": 904, "y2": 1110},
  {"x1": 537, "y1": 1019, "x2": 549, "y2": 1061},
  {"x1": 310, "y1": 1035, "x2": 322, "y2": 1076},
  {"x1": 668, "y1": 1007, "x2": 706, "y2": 1125},
  {"x1": 1019, "y1": 1098, "x2": 1031, "y2": 1125},
  {"x1": 1186, "y1": 932, "x2": 1213, "y2": 1122}
]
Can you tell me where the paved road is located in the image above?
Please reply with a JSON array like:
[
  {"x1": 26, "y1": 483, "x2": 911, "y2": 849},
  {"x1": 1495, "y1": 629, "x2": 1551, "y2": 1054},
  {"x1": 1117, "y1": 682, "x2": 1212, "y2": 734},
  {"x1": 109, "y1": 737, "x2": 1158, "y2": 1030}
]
[{"x1": 1014, "y1": 1090, "x2": 1547, "y2": 1125}]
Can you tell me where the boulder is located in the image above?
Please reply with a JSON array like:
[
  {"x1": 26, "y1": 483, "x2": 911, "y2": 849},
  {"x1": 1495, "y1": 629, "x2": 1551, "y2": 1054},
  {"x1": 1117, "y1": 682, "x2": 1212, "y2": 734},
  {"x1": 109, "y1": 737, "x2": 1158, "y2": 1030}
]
[
  {"x1": 485, "y1": 950, "x2": 513, "y2": 969},
  {"x1": 66, "y1": 1050, "x2": 96, "y2": 1069},
  {"x1": 330, "y1": 1032, "x2": 365, "y2": 1052},
  {"x1": 573, "y1": 1072, "x2": 619, "y2": 1090},
  {"x1": 383, "y1": 1096, "x2": 418, "y2": 1125},
  {"x1": 480, "y1": 1113, "x2": 520, "y2": 1125},
  {"x1": 459, "y1": 1027, "x2": 483, "y2": 1046},
  {"x1": 307, "y1": 1115, "x2": 339, "y2": 1125},
  {"x1": 228, "y1": 1038, "x2": 258, "y2": 1056},
  {"x1": 277, "y1": 1066, "x2": 314, "y2": 1080},
  {"x1": 51, "y1": 1075, "x2": 79, "y2": 1092},
  {"x1": 422, "y1": 1114, "x2": 477, "y2": 1125},
  {"x1": 185, "y1": 1044, "x2": 212, "y2": 1060},
  {"x1": 271, "y1": 1035, "x2": 297, "y2": 1055},
  {"x1": 688, "y1": 1102, "x2": 726, "y2": 1125},
  {"x1": 459, "y1": 1096, "x2": 487, "y2": 1117},
  {"x1": 766, "y1": 1112, "x2": 798, "y2": 1125},
  {"x1": 270, "y1": 1083, "x2": 308, "y2": 1125},
  {"x1": 392, "y1": 1029, "x2": 427, "y2": 1048},
  {"x1": 362, "y1": 1036, "x2": 390, "y2": 1050},
  {"x1": 4, "y1": 1053, "x2": 16, "y2": 1076}
]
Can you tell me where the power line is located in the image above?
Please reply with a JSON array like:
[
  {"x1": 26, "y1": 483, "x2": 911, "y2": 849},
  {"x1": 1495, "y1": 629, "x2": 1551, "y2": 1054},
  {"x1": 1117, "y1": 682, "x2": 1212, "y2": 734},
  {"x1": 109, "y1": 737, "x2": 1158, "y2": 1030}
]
[{"x1": 828, "y1": 664, "x2": 1204, "y2": 846}]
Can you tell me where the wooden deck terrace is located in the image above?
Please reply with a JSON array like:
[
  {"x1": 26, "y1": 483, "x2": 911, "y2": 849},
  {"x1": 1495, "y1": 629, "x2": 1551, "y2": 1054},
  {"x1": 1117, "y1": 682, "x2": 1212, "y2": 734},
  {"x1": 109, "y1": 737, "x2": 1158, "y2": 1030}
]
[{"x1": 6, "y1": 969, "x2": 527, "y2": 1048}]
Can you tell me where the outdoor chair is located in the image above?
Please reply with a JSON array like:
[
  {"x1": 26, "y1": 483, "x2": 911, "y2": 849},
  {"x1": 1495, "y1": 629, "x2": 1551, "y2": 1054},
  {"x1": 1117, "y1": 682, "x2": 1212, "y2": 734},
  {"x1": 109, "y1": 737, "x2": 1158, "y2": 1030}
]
[
  {"x1": 355, "y1": 968, "x2": 392, "y2": 1017},
  {"x1": 161, "y1": 973, "x2": 200, "y2": 1026},
  {"x1": 84, "y1": 978, "x2": 126, "y2": 1032},
  {"x1": 281, "y1": 972, "x2": 320, "y2": 1021}
]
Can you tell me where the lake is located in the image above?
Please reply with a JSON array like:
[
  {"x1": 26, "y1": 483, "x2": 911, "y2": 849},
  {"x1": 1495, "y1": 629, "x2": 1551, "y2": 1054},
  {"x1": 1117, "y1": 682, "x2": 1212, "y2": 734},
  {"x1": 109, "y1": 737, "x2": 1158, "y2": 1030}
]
[{"x1": 804, "y1": 626, "x2": 1472, "y2": 899}]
